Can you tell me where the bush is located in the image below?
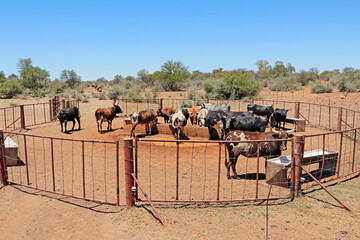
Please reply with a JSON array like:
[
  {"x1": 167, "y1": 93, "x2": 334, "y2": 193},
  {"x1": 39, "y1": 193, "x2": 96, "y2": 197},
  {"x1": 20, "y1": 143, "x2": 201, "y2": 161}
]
[
  {"x1": 33, "y1": 88, "x2": 46, "y2": 98},
  {"x1": 311, "y1": 82, "x2": 333, "y2": 94},
  {"x1": 187, "y1": 87, "x2": 205, "y2": 106},
  {"x1": 0, "y1": 78, "x2": 24, "y2": 98},
  {"x1": 125, "y1": 86, "x2": 143, "y2": 101},
  {"x1": 76, "y1": 93, "x2": 89, "y2": 102},
  {"x1": 338, "y1": 77, "x2": 356, "y2": 92},
  {"x1": 107, "y1": 85, "x2": 123, "y2": 99},
  {"x1": 180, "y1": 100, "x2": 193, "y2": 108},
  {"x1": 224, "y1": 73, "x2": 260, "y2": 99},
  {"x1": 269, "y1": 75, "x2": 303, "y2": 91}
]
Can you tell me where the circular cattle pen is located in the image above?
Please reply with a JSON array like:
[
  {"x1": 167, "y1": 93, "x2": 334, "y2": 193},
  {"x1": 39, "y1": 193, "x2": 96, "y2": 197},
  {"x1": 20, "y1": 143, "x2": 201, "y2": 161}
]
[{"x1": 1, "y1": 98, "x2": 359, "y2": 208}]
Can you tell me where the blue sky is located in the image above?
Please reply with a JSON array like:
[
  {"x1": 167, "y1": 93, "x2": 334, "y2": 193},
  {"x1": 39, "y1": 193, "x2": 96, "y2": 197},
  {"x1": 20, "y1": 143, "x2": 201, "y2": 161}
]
[{"x1": 1, "y1": 1, "x2": 359, "y2": 81}]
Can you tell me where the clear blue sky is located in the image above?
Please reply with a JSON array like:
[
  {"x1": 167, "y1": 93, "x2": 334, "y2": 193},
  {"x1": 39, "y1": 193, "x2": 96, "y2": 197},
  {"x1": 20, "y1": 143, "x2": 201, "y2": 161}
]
[{"x1": 1, "y1": 0, "x2": 359, "y2": 81}]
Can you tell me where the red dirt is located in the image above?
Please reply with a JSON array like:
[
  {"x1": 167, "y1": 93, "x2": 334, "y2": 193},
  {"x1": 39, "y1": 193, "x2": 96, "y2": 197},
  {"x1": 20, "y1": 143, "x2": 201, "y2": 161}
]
[{"x1": 1, "y1": 91, "x2": 360, "y2": 239}]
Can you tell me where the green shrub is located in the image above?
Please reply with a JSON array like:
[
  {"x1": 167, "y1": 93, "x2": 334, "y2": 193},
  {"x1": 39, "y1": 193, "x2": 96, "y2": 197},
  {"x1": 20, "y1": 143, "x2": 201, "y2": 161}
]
[
  {"x1": 187, "y1": 87, "x2": 205, "y2": 106},
  {"x1": 0, "y1": 78, "x2": 24, "y2": 98},
  {"x1": 76, "y1": 93, "x2": 89, "y2": 102},
  {"x1": 269, "y1": 75, "x2": 303, "y2": 91},
  {"x1": 107, "y1": 85, "x2": 123, "y2": 99},
  {"x1": 311, "y1": 82, "x2": 333, "y2": 94},
  {"x1": 338, "y1": 77, "x2": 355, "y2": 92},
  {"x1": 125, "y1": 86, "x2": 143, "y2": 101},
  {"x1": 180, "y1": 100, "x2": 193, "y2": 108},
  {"x1": 224, "y1": 73, "x2": 260, "y2": 99},
  {"x1": 33, "y1": 88, "x2": 46, "y2": 98}
]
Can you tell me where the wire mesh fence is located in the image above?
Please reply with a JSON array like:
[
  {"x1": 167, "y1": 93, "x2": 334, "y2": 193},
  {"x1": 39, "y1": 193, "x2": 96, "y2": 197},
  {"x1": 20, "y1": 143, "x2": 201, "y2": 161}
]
[
  {"x1": 301, "y1": 128, "x2": 360, "y2": 191},
  {"x1": 1, "y1": 131, "x2": 122, "y2": 205},
  {"x1": 134, "y1": 139, "x2": 293, "y2": 203}
]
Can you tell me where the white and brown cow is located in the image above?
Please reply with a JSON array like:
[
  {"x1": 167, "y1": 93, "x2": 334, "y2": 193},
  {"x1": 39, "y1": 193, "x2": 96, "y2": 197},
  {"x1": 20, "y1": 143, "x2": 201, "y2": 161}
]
[
  {"x1": 129, "y1": 109, "x2": 157, "y2": 138},
  {"x1": 225, "y1": 129, "x2": 294, "y2": 179}
]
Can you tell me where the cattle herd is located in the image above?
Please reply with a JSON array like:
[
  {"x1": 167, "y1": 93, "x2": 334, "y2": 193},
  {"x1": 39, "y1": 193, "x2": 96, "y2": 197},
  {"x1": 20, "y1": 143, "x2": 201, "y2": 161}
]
[{"x1": 57, "y1": 100, "x2": 295, "y2": 179}]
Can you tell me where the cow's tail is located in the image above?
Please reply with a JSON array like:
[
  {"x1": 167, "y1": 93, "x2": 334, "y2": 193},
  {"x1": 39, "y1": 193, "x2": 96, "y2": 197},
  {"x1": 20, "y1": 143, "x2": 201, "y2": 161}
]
[{"x1": 77, "y1": 108, "x2": 81, "y2": 119}]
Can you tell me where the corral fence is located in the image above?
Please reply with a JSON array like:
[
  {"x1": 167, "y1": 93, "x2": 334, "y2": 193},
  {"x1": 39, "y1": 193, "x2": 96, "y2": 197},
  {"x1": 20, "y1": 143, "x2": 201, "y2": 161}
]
[
  {"x1": 1, "y1": 98, "x2": 360, "y2": 208},
  {"x1": 0, "y1": 98, "x2": 79, "y2": 131}
]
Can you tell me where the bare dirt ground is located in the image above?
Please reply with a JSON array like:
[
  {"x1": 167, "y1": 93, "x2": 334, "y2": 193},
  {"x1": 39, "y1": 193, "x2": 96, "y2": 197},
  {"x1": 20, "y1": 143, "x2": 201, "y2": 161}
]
[{"x1": 1, "y1": 87, "x2": 360, "y2": 239}]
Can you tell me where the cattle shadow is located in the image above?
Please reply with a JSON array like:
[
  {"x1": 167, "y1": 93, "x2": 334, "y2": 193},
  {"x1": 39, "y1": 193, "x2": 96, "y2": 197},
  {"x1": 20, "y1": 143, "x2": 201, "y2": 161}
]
[
  {"x1": 233, "y1": 173, "x2": 266, "y2": 180},
  {"x1": 97, "y1": 127, "x2": 123, "y2": 134},
  {"x1": 62, "y1": 128, "x2": 83, "y2": 134}
]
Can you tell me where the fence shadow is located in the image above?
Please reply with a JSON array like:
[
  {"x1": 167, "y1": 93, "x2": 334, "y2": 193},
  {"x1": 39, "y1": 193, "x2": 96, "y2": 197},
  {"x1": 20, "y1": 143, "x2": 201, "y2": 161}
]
[{"x1": 9, "y1": 185, "x2": 123, "y2": 214}]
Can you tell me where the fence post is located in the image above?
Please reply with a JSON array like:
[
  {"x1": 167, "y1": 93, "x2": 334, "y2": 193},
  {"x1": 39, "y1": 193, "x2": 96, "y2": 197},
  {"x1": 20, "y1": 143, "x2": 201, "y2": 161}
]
[
  {"x1": 49, "y1": 100, "x2": 53, "y2": 121},
  {"x1": 159, "y1": 98, "x2": 163, "y2": 109},
  {"x1": 66, "y1": 101, "x2": 70, "y2": 108},
  {"x1": 124, "y1": 138, "x2": 135, "y2": 208},
  {"x1": 0, "y1": 131, "x2": 8, "y2": 185},
  {"x1": 20, "y1": 105, "x2": 25, "y2": 129},
  {"x1": 295, "y1": 102, "x2": 300, "y2": 119},
  {"x1": 337, "y1": 107, "x2": 343, "y2": 131},
  {"x1": 293, "y1": 135, "x2": 304, "y2": 196},
  {"x1": 62, "y1": 99, "x2": 66, "y2": 109}
]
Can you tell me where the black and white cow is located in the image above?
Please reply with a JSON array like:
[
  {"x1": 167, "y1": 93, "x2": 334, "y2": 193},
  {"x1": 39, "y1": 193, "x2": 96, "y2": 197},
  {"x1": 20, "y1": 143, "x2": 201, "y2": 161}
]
[
  {"x1": 200, "y1": 103, "x2": 231, "y2": 112},
  {"x1": 225, "y1": 129, "x2": 295, "y2": 179}
]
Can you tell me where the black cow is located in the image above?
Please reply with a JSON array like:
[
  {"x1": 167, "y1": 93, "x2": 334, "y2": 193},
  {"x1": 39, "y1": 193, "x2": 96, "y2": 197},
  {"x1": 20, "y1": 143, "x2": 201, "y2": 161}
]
[
  {"x1": 247, "y1": 104, "x2": 274, "y2": 119},
  {"x1": 225, "y1": 129, "x2": 295, "y2": 179},
  {"x1": 57, "y1": 107, "x2": 81, "y2": 133},
  {"x1": 230, "y1": 115, "x2": 269, "y2": 132},
  {"x1": 272, "y1": 108, "x2": 289, "y2": 129},
  {"x1": 204, "y1": 110, "x2": 232, "y2": 140},
  {"x1": 227, "y1": 111, "x2": 253, "y2": 119}
]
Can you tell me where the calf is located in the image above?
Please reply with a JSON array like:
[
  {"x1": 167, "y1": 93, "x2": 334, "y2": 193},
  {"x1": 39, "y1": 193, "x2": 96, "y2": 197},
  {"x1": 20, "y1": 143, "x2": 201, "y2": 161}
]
[
  {"x1": 225, "y1": 129, "x2": 295, "y2": 179},
  {"x1": 230, "y1": 115, "x2": 269, "y2": 132},
  {"x1": 197, "y1": 108, "x2": 209, "y2": 127},
  {"x1": 247, "y1": 104, "x2": 274, "y2": 119},
  {"x1": 169, "y1": 108, "x2": 188, "y2": 139},
  {"x1": 272, "y1": 108, "x2": 289, "y2": 129},
  {"x1": 129, "y1": 109, "x2": 157, "y2": 138},
  {"x1": 95, "y1": 99, "x2": 123, "y2": 133},
  {"x1": 189, "y1": 106, "x2": 201, "y2": 125},
  {"x1": 57, "y1": 107, "x2": 81, "y2": 133},
  {"x1": 200, "y1": 103, "x2": 231, "y2": 112},
  {"x1": 156, "y1": 106, "x2": 175, "y2": 123},
  {"x1": 204, "y1": 110, "x2": 232, "y2": 140}
]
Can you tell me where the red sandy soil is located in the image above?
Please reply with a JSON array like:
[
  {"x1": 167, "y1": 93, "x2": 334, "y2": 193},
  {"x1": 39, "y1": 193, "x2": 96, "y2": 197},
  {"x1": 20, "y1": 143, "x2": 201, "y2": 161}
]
[{"x1": 1, "y1": 87, "x2": 360, "y2": 239}]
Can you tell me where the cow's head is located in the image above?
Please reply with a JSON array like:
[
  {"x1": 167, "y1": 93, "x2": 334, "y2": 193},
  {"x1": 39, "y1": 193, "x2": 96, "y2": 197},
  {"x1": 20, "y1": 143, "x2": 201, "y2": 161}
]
[
  {"x1": 270, "y1": 128, "x2": 295, "y2": 151},
  {"x1": 247, "y1": 103, "x2": 256, "y2": 112},
  {"x1": 156, "y1": 108, "x2": 162, "y2": 116},
  {"x1": 57, "y1": 109, "x2": 65, "y2": 121},
  {"x1": 200, "y1": 103, "x2": 206, "y2": 109},
  {"x1": 112, "y1": 99, "x2": 123, "y2": 113},
  {"x1": 129, "y1": 112, "x2": 140, "y2": 125}
]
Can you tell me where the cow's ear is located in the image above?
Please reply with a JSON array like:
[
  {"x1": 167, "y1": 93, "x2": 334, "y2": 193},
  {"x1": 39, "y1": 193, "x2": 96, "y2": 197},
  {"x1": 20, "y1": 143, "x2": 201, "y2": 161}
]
[{"x1": 272, "y1": 132, "x2": 280, "y2": 138}]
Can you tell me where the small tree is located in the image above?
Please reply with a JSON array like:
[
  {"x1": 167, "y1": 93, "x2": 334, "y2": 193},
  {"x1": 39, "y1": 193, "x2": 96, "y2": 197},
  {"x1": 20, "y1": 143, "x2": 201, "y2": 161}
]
[
  {"x1": 161, "y1": 60, "x2": 190, "y2": 91},
  {"x1": 60, "y1": 70, "x2": 81, "y2": 88}
]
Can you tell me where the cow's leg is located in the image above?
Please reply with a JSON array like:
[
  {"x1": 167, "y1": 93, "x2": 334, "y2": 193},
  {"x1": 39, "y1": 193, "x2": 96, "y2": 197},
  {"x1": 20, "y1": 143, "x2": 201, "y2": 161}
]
[
  {"x1": 71, "y1": 119, "x2": 75, "y2": 131},
  {"x1": 64, "y1": 120, "x2": 68, "y2": 132},
  {"x1": 130, "y1": 124, "x2": 137, "y2": 138},
  {"x1": 207, "y1": 127, "x2": 212, "y2": 140},
  {"x1": 76, "y1": 117, "x2": 81, "y2": 130},
  {"x1": 60, "y1": 122, "x2": 63, "y2": 132},
  {"x1": 97, "y1": 121, "x2": 100, "y2": 132},
  {"x1": 230, "y1": 154, "x2": 239, "y2": 179},
  {"x1": 100, "y1": 118, "x2": 103, "y2": 133}
]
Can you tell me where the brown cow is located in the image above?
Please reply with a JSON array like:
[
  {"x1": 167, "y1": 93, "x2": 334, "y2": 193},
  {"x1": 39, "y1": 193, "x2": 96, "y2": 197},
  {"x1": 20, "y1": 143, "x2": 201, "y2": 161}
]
[
  {"x1": 189, "y1": 106, "x2": 200, "y2": 125},
  {"x1": 156, "y1": 106, "x2": 175, "y2": 123},
  {"x1": 130, "y1": 109, "x2": 158, "y2": 138},
  {"x1": 225, "y1": 129, "x2": 294, "y2": 179},
  {"x1": 95, "y1": 99, "x2": 123, "y2": 133}
]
